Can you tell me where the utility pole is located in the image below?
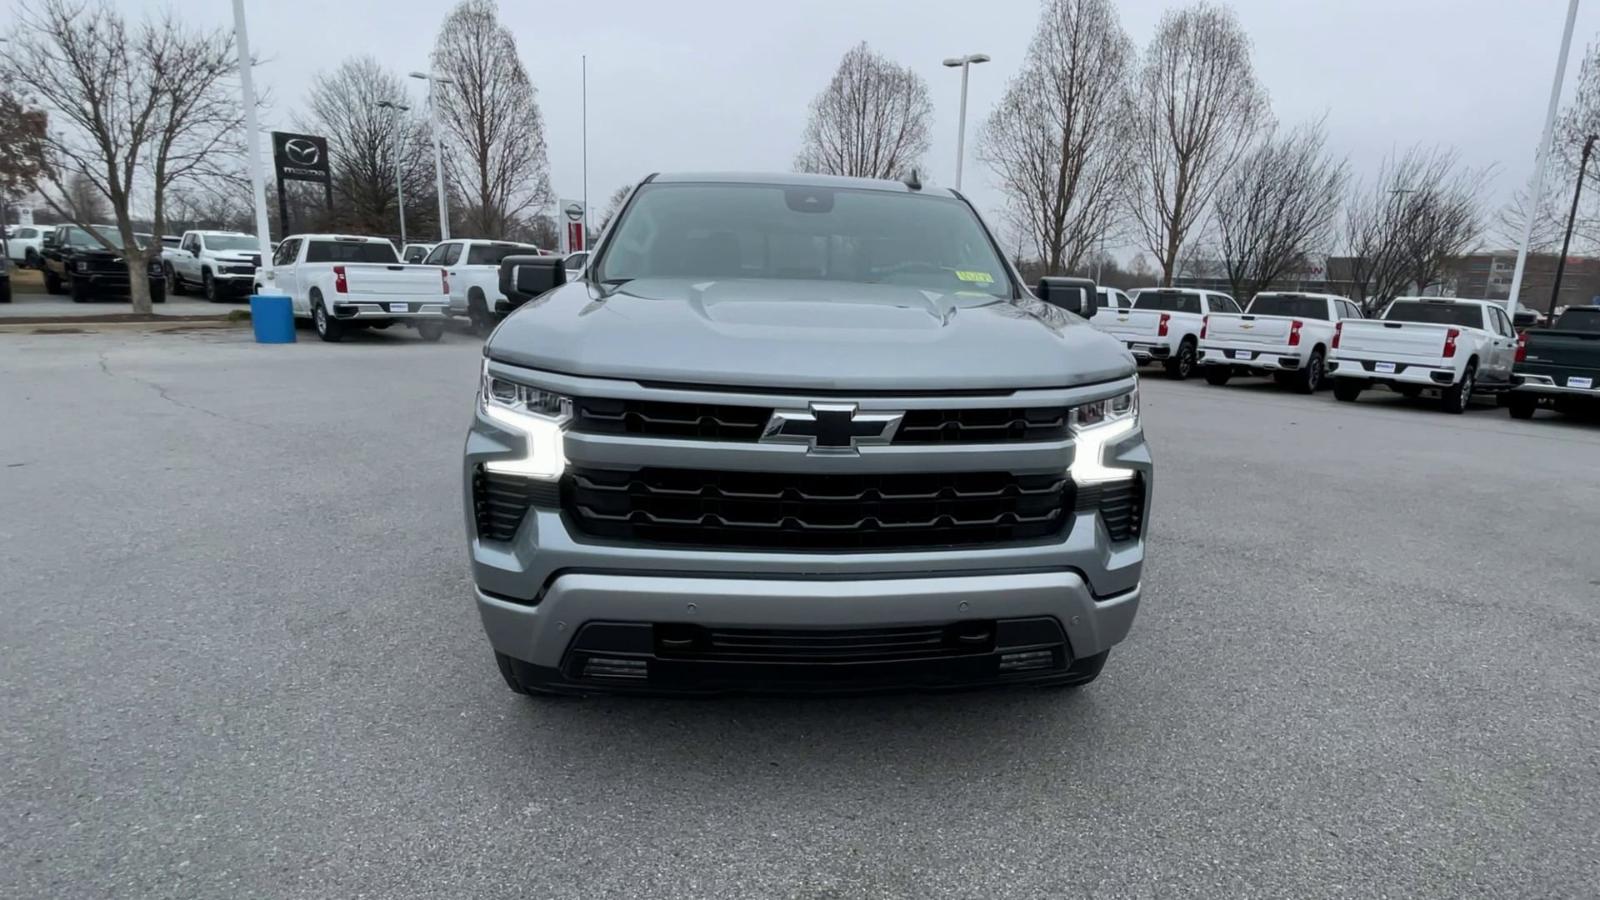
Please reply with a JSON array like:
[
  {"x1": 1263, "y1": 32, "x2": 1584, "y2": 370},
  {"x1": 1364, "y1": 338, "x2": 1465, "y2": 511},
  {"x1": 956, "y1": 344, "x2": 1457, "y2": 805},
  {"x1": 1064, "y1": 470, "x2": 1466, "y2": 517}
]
[
  {"x1": 376, "y1": 100, "x2": 410, "y2": 248},
  {"x1": 1550, "y1": 133, "x2": 1598, "y2": 319},
  {"x1": 1509, "y1": 0, "x2": 1581, "y2": 319},
  {"x1": 410, "y1": 71, "x2": 454, "y2": 240},
  {"x1": 582, "y1": 54, "x2": 588, "y2": 247},
  {"x1": 231, "y1": 0, "x2": 273, "y2": 271},
  {"x1": 942, "y1": 53, "x2": 990, "y2": 191}
]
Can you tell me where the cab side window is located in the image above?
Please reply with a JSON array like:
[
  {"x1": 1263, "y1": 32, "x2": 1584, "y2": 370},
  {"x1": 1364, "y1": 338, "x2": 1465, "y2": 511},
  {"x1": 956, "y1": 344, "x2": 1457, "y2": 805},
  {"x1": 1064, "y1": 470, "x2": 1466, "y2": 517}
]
[
  {"x1": 1489, "y1": 306, "x2": 1513, "y2": 337},
  {"x1": 272, "y1": 238, "x2": 299, "y2": 267},
  {"x1": 439, "y1": 243, "x2": 463, "y2": 267},
  {"x1": 422, "y1": 243, "x2": 454, "y2": 267},
  {"x1": 182, "y1": 234, "x2": 198, "y2": 254},
  {"x1": 1208, "y1": 295, "x2": 1241, "y2": 315}
]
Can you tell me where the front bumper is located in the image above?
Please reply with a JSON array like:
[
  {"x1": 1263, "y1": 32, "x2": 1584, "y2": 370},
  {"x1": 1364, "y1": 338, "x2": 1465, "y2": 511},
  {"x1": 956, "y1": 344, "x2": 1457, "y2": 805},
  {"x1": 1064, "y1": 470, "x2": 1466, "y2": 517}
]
[
  {"x1": 463, "y1": 364, "x2": 1152, "y2": 693},
  {"x1": 1327, "y1": 357, "x2": 1460, "y2": 387},
  {"x1": 1199, "y1": 341, "x2": 1307, "y2": 372},
  {"x1": 331, "y1": 301, "x2": 448, "y2": 319},
  {"x1": 481, "y1": 574, "x2": 1139, "y2": 694}
]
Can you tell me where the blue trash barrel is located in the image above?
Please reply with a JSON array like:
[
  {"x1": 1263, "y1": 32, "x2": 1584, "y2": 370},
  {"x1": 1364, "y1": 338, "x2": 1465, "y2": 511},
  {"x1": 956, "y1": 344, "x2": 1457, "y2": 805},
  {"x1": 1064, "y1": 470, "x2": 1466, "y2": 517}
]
[{"x1": 249, "y1": 294, "x2": 295, "y2": 344}]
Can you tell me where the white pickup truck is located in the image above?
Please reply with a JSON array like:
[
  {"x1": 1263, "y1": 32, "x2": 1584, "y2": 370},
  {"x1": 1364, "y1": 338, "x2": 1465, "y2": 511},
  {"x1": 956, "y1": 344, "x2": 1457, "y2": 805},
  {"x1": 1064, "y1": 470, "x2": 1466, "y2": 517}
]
[
  {"x1": 254, "y1": 234, "x2": 450, "y2": 343},
  {"x1": 166, "y1": 230, "x2": 263, "y2": 302},
  {"x1": 1091, "y1": 286, "x2": 1132, "y2": 332},
  {"x1": 1328, "y1": 296, "x2": 1519, "y2": 413},
  {"x1": 420, "y1": 238, "x2": 546, "y2": 332},
  {"x1": 1098, "y1": 287, "x2": 1242, "y2": 379},
  {"x1": 1198, "y1": 292, "x2": 1365, "y2": 393}
]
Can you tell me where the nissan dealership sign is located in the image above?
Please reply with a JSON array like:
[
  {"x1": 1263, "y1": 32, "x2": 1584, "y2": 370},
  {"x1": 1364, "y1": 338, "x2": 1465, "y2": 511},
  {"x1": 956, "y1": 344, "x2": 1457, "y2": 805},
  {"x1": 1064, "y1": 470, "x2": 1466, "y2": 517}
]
[{"x1": 561, "y1": 199, "x2": 586, "y2": 254}]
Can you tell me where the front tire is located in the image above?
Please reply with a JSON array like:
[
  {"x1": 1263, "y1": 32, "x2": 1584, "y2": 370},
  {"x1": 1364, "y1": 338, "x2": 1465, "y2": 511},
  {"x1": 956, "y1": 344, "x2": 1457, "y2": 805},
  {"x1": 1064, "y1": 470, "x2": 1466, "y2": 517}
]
[
  {"x1": 149, "y1": 281, "x2": 166, "y2": 304},
  {"x1": 202, "y1": 269, "x2": 221, "y2": 302},
  {"x1": 70, "y1": 276, "x2": 92, "y2": 303},
  {"x1": 44, "y1": 269, "x2": 62, "y2": 295},
  {"x1": 1333, "y1": 379, "x2": 1364, "y2": 403},
  {"x1": 1440, "y1": 365, "x2": 1475, "y2": 415},
  {"x1": 1202, "y1": 366, "x2": 1233, "y2": 386},
  {"x1": 312, "y1": 292, "x2": 344, "y2": 342},
  {"x1": 1163, "y1": 339, "x2": 1197, "y2": 380}
]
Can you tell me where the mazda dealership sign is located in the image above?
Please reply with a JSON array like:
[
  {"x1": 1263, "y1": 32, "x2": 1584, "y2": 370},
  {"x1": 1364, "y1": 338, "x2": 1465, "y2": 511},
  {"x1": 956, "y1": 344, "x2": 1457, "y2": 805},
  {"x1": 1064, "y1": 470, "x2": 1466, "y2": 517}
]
[{"x1": 271, "y1": 132, "x2": 332, "y2": 185}]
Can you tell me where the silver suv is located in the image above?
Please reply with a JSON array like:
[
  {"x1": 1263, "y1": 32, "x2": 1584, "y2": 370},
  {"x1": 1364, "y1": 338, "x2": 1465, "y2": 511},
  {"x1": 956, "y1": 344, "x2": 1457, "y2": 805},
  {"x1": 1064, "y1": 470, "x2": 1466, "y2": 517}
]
[{"x1": 463, "y1": 172, "x2": 1151, "y2": 695}]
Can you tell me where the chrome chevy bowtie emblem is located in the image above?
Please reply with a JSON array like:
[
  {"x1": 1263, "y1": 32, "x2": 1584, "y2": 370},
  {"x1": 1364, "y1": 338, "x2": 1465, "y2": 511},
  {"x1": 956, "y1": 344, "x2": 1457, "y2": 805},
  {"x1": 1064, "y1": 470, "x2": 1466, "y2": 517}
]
[{"x1": 762, "y1": 403, "x2": 903, "y2": 454}]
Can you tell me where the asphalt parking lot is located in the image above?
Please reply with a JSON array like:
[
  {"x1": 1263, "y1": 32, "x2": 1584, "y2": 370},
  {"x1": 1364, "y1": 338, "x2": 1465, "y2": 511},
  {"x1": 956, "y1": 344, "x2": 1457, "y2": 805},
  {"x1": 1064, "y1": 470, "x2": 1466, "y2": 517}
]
[{"x1": 3, "y1": 327, "x2": 1598, "y2": 899}]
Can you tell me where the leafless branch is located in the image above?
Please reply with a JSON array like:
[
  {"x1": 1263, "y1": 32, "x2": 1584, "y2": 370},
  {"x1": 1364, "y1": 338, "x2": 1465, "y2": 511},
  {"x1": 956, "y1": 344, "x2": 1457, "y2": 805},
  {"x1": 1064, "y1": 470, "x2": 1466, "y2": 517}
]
[{"x1": 795, "y1": 43, "x2": 932, "y2": 180}]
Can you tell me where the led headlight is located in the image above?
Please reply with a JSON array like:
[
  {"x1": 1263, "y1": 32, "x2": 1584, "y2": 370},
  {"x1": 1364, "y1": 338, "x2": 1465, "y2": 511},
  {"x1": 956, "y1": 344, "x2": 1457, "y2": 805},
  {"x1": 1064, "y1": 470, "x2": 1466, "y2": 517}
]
[
  {"x1": 1067, "y1": 381, "x2": 1139, "y2": 483},
  {"x1": 478, "y1": 361, "x2": 571, "y2": 480}
]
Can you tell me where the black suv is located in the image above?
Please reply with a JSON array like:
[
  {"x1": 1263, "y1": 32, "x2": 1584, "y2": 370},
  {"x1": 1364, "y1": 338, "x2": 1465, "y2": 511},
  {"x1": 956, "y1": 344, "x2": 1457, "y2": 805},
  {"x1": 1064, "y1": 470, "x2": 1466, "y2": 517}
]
[{"x1": 41, "y1": 224, "x2": 166, "y2": 303}]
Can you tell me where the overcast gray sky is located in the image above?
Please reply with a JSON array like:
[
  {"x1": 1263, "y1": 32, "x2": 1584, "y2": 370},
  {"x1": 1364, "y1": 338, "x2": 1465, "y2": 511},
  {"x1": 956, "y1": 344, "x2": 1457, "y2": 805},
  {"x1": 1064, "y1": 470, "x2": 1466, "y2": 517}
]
[{"x1": 53, "y1": 0, "x2": 1600, "y2": 254}]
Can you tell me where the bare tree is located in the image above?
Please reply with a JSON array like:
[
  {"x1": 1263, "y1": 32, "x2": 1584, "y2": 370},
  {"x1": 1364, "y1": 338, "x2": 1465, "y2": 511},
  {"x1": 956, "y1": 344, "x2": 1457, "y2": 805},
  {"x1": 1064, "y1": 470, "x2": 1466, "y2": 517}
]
[
  {"x1": 981, "y1": 0, "x2": 1133, "y2": 276},
  {"x1": 1344, "y1": 146, "x2": 1486, "y2": 312},
  {"x1": 795, "y1": 43, "x2": 932, "y2": 180},
  {"x1": 300, "y1": 56, "x2": 439, "y2": 238},
  {"x1": 1213, "y1": 120, "x2": 1347, "y2": 301},
  {"x1": 3, "y1": 0, "x2": 246, "y2": 312},
  {"x1": 0, "y1": 89, "x2": 48, "y2": 198},
  {"x1": 1128, "y1": 2, "x2": 1270, "y2": 286},
  {"x1": 431, "y1": 0, "x2": 554, "y2": 239},
  {"x1": 599, "y1": 185, "x2": 632, "y2": 231}
]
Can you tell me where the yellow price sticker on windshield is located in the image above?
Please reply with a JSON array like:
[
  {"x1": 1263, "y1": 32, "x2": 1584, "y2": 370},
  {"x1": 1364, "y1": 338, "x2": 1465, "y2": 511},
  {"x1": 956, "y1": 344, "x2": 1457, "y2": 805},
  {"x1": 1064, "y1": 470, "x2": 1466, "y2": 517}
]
[{"x1": 954, "y1": 270, "x2": 995, "y2": 284}]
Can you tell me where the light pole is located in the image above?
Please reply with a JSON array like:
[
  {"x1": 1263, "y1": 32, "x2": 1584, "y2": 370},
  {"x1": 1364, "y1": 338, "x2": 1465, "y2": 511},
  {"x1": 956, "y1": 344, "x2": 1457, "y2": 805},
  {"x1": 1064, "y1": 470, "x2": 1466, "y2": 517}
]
[
  {"x1": 942, "y1": 53, "x2": 990, "y2": 192},
  {"x1": 1508, "y1": 0, "x2": 1581, "y2": 319},
  {"x1": 1550, "y1": 133, "x2": 1598, "y2": 318},
  {"x1": 230, "y1": 1, "x2": 273, "y2": 273},
  {"x1": 376, "y1": 100, "x2": 410, "y2": 248},
  {"x1": 409, "y1": 71, "x2": 454, "y2": 241}
]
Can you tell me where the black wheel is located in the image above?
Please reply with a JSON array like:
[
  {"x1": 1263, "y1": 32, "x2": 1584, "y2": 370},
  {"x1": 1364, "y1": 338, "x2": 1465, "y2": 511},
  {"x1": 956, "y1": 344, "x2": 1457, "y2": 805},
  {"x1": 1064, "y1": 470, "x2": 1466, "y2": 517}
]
[
  {"x1": 202, "y1": 269, "x2": 220, "y2": 302},
  {"x1": 1507, "y1": 393, "x2": 1537, "y2": 420},
  {"x1": 70, "y1": 276, "x2": 92, "y2": 303},
  {"x1": 43, "y1": 269, "x2": 62, "y2": 295},
  {"x1": 312, "y1": 292, "x2": 344, "y2": 342},
  {"x1": 1202, "y1": 366, "x2": 1233, "y2": 386},
  {"x1": 494, "y1": 652, "x2": 530, "y2": 695},
  {"x1": 1290, "y1": 349, "x2": 1325, "y2": 394},
  {"x1": 468, "y1": 291, "x2": 494, "y2": 335},
  {"x1": 417, "y1": 320, "x2": 446, "y2": 342},
  {"x1": 1333, "y1": 379, "x2": 1363, "y2": 403},
  {"x1": 149, "y1": 280, "x2": 166, "y2": 304},
  {"x1": 1440, "y1": 365, "x2": 1475, "y2": 415},
  {"x1": 1163, "y1": 339, "x2": 1197, "y2": 380}
]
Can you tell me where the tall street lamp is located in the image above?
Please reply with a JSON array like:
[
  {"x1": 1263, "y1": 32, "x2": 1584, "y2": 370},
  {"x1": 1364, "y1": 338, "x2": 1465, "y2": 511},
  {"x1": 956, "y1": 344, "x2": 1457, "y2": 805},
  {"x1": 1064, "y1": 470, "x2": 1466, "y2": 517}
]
[
  {"x1": 1550, "y1": 133, "x2": 1598, "y2": 319},
  {"x1": 375, "y1": 100, "x2": 410, "y2": 248},
  {"x1": 408, "y1": 70, "x2": 454, "y2": 241},
  {"x1": 942, "y1": 53, "x2": 990, "y2": 192}
]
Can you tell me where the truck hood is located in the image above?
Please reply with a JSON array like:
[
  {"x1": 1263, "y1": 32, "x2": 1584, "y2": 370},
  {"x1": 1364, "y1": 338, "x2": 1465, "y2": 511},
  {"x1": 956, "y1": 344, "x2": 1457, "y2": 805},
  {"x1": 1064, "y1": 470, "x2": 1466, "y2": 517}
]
[{"x1": 486, "y1": 277, "x2": 1135, "y2": 391}]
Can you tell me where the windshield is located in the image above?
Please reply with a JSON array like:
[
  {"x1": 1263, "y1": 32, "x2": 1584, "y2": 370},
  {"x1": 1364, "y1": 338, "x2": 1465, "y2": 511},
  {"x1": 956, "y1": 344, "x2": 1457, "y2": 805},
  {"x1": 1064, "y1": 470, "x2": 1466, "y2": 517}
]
[
  {"x1": 204, "y1": 234, "x2": 259, "y2": 251},
  {"x1": 305, "y1": 240, "x2": 399, "y2": 264},
  {"x1": 1131, "y1": 290, "x2": 1202, "y2": 314},
  {"x1": 1383, "y1": 301, "x2": 1483, "y2": 328},
  {"x1": 595, "y1": 182, "x2": 1013, "y2": 299},
  {"x1": 467, "y1": 243, "x2": 538, "y2": 266},
  {"x1": 1554, "y1": 309, "x2": 1600, "y2": 332},
  {"x1": 64, "y1": 226, "x2": 137, "y2": 250},
  {"x1": 1246, "y1": 295, "x2": 1330, "y2": 320}
]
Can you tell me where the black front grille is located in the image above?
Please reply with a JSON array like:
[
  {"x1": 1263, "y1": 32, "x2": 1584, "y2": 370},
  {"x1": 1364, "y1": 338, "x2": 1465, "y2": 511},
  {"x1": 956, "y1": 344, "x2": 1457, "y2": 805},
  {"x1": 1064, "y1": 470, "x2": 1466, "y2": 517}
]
[
  {"x1": 1075, "y1": 476, "x2": 1146, "y2": 542},
  {"x1": 568, "y1": 397, "x2": 1070, "y2": 445},
  {"x1": 895, "y1": 406, "x2": 1068, "y2": 443},
  {"x1": 472, "y1": 466, "x2": 557, "y2": 541},
  {"x1": 654, "y1": 622, "x2": 997, "y2": 663},
  {"x1": 565, "y1": 467, "x2": 1073, "y2": 550},
  {"x1": 573, "y1": 397, "x2": 769, "y2": 440}
]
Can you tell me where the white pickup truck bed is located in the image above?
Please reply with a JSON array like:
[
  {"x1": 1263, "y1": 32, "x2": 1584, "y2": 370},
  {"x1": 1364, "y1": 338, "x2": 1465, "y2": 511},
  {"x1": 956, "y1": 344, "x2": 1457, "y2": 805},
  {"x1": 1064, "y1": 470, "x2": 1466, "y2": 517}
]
[
  {"x1": 256, "y1": 234, "x2": 450, "y2": 343},
  {"x1": 1328, "y1": 297, "x2": 1519, "y2": 413}
]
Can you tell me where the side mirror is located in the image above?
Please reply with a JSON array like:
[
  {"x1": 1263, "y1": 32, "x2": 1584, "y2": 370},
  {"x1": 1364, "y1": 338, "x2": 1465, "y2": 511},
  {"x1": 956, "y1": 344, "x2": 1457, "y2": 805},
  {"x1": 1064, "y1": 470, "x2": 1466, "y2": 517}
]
[
  {"x1": 500, "y1": 254, "x2": 566, "y2": 302},
  {"x1": 1036, "y1": 277, "x2": 1098, "y2": 318}
]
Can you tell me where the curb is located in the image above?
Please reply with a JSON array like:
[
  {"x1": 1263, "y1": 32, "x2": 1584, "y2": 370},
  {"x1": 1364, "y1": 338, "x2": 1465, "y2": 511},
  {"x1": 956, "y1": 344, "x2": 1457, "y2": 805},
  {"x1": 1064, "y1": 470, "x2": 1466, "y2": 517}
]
[{"x1": 0, "y1": 315, "x2": 244, "y2": 334}]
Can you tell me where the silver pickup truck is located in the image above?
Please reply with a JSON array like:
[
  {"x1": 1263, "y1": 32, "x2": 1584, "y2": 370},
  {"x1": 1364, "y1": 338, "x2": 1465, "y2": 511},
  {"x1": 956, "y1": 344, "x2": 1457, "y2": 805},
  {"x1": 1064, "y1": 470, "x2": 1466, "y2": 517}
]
[{"x1": 462, "y1": 172, "x2": 1152, "y2": 696}]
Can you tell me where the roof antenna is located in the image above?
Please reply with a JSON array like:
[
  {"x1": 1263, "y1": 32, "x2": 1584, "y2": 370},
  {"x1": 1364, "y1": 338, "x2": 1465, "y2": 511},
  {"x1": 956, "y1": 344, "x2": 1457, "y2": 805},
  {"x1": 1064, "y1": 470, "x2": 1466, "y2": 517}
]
[{"x1": 901, "y1": 168, "x2": 922, "y2": 191}]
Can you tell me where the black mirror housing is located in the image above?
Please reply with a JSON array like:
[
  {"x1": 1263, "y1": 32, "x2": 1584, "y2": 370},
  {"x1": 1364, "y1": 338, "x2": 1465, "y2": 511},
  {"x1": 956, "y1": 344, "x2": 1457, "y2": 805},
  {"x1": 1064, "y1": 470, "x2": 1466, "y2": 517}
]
[
  {"x1": 499, "y1": 254, "x2": 566, "y2": 303},
  {"x1": 1036, "y1": 276, "x2": 1099, "y2": 318}
]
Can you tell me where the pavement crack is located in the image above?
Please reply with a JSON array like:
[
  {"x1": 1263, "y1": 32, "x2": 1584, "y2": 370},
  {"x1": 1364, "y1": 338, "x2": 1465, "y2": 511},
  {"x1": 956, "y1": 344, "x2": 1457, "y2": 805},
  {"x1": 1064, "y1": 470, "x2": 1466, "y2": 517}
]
[{"x1": 95, "y1": 349, "x2": 268, "y2": 430}]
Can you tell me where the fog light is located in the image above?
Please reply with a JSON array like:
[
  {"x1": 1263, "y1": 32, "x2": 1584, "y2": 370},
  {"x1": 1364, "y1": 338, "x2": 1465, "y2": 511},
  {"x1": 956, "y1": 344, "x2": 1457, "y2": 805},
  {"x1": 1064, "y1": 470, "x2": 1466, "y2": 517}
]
[
  {"x1": 998, "y1": 650, "x2": 1054, "y2": 672},
  {"x1": 582, "y1": 657, "x2": 648, "y2": 680}
]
